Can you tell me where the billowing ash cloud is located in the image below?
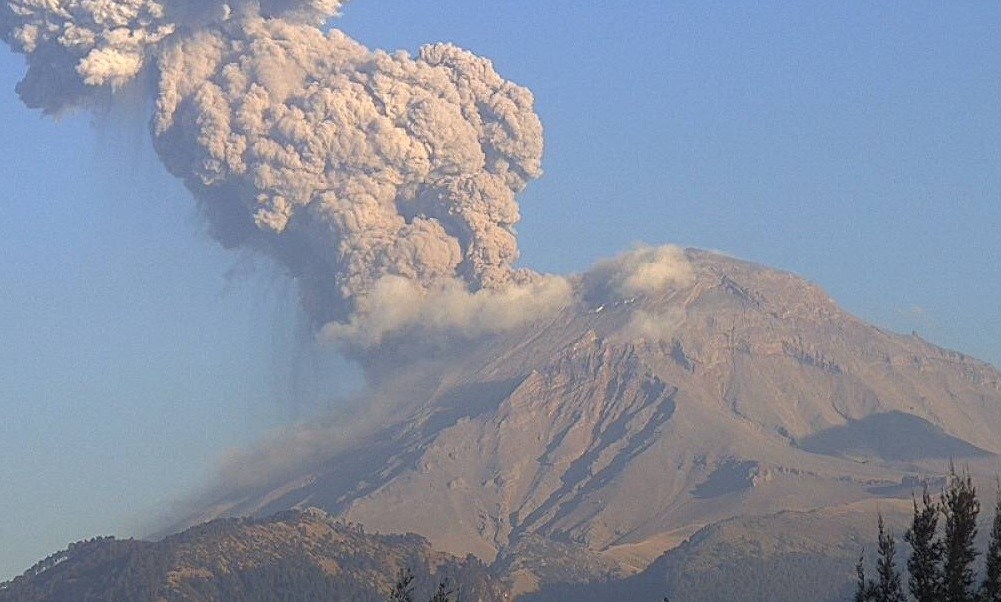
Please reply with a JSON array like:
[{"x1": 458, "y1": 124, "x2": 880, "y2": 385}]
[
  {"x1": 2, "y1": 0, "x2": 347, "y2": 111},
  {"x1": 2, "y1": 0, "x2": 545, "y2": 332}
]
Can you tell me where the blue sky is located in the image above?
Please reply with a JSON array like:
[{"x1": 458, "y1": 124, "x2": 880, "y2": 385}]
[{"x1": 1, "y1": 0, "x2": 1000, "y2": 578}]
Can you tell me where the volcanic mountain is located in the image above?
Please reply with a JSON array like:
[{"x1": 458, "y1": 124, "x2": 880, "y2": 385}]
[{"x1": 185, "y1": 248, "x2": 1001, "y2": 596}]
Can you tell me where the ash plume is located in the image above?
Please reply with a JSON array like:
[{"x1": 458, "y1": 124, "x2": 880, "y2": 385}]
[
  {"x1": 2, "y1": 1, "x2": 700, "y2": 521},
  {"x1": 2, "y1": 0, "x2": 546, "y2": 338}
]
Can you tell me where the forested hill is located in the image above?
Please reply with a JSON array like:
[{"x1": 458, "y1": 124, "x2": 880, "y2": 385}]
[{"x1": 0, "y1": 509, "x2": 505, "y2": 602}]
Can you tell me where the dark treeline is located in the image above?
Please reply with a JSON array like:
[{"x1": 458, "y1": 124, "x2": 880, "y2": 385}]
[
  {"x1": 389, "y1": 568, "x2": 459, "y2": 602},
  {"x1": 855, "y1": 466, "x2": 1001, "y2": 602},
  {"x1": 387, "y1": 568, "x2": 673, "y2": 602}
]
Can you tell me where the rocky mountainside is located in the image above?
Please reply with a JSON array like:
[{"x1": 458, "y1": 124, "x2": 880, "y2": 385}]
[
  {"x1": 520, "y1": 500, "x2": 913, "y2": 602},
  {"x1": 0, "y1": 509, "x2": 504, "y2": 602},
  {"x1": 187, "y1": 249, "x2": 1001, "y2": 596}
]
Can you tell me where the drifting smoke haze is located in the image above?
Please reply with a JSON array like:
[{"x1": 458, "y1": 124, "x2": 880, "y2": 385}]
[
  {"x1": 174, "y1": 245, "x2": 693, "y2": 512},
  {"x1": 1, "y1": 0, "x2": 696, "y2": 515}
]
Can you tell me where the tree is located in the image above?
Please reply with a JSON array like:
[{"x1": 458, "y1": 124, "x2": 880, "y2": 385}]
[
  {"x1": 943, "y1": 465, "x2": 980, "y2": 602},
  {"x1": 905, "y1": 483, "x2": 944, "y2": 602},
  {"x1": 855, "y1": 550, "x2": 876, "y2": 602},
  {"x1": 981, "y1": 480, "x2": 1001, "y2": 602},
  {"x1": 875, "y1": 514, "x2": 906, "y2": 602},
  {"x1": 389, "y1": 570, "x2": 461, "y2": 602},
  {"x1": 428, "y1": 579, "x2": 457, "y2": 602},
  {"x1": 390, "y1": 568, "x2": 416, "y2": 602}
]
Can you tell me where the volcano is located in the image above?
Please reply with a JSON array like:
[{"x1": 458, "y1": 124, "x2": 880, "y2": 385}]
[{"x1": 181, "y1": 248, "x2": 1001, "y2": 597}]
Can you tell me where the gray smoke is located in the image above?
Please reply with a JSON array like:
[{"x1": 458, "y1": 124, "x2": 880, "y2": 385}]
[{"x1": 2, "y1": 0, "x2": 547, "y2": 335}]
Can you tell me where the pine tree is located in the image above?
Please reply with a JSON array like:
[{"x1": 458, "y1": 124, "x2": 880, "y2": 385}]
[
  {"x1": 943, "y1": 465, "x2": 980, "y2": 602},
  {"x1": 389, "y1": 568, "x2": 416, "y2": 602},
  {"x1": 855, "y1": 551, "x2": 875, "y2": 602},
  {"x1": 981, "y1": 480, "x2": 1001, "y2": 602},
  {"x1": 428, "y1": 579, "x2": 456, "y2": 602},
  {"x1": 905, "y1": 483, "x2": 944, "y2": 602},
  {"x1": 875, "y1": 514, "x2": 906, "y2": 602}
]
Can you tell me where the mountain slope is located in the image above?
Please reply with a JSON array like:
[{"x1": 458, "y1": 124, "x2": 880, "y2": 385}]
[
  {"x1": 189, "y1": 248, "x2": 1001, "y2": 593},
  {"x1": 0, "y1": 509, "x2": 504, "y2": 602},
  {"x1": 519, "y1": 500, "x2": 913, "y2": 602}
]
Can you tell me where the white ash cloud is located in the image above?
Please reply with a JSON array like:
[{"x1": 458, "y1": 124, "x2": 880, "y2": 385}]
[
  {"x1": 615, "y1": 245, "x2": 693, "y2": 295},
  {"x1": 322, "y1": 273, "x2": 572, "y2": 348},
  {"x1": 2, "y1": 0, "x2": 544, "y2": 335},
  {"x1": 580, "y1": 245, "x2": 694, "y2": 343},
  {"x1": 585, "y1": 244, "x2": 694, "y2": 302}
]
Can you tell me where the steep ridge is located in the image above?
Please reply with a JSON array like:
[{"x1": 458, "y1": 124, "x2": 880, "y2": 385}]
[{"x1": 192, "y1": 249, "x2": 1001, "y2": 594}]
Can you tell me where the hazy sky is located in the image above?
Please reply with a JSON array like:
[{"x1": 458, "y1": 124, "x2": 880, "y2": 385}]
[{"x1": 1, "y1": 0, "x2": 1000, "y2": 578}]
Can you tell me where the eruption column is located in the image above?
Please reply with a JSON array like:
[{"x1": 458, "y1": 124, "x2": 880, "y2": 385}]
[{"x1": 1, "y1": 0, "x2": 545, "y2": 330}]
